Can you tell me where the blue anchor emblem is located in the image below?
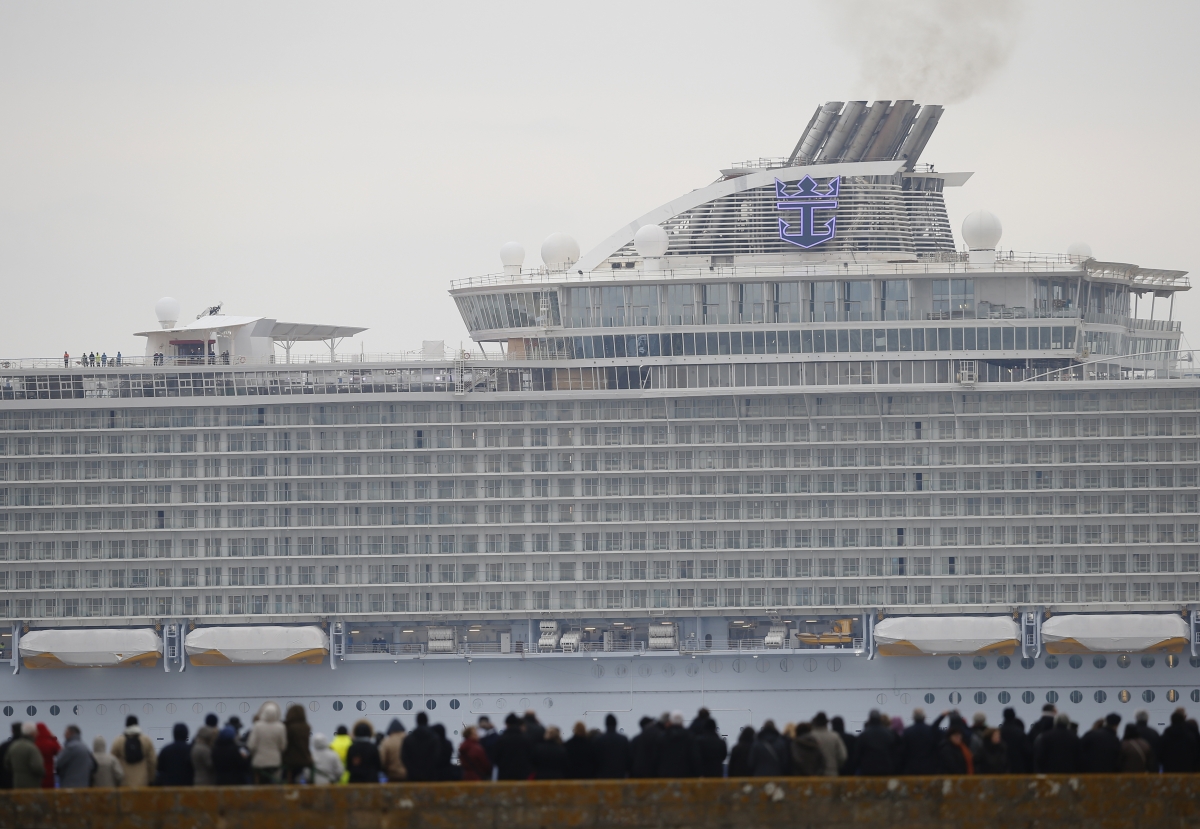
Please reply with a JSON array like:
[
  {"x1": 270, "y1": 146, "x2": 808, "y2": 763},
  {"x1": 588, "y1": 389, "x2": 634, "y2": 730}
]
[{"x1": 776, "y1": 175, "x2": 839, "y2": 249}]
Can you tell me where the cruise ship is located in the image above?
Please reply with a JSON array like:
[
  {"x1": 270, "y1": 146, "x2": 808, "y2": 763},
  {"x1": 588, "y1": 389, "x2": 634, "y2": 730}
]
[{"x1": 2, "y1": 99, "x2": 1198, "y2": 745}]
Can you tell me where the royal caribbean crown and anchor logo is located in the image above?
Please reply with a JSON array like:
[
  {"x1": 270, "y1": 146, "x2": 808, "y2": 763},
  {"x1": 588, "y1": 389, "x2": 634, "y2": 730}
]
[{"x1": 775, "y1": 175, "x2": 839, "y2": 248}]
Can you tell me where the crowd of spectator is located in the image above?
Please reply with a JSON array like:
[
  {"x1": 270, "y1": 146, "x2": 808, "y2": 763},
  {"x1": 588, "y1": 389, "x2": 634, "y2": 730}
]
[{"x1": 1, "y1": 702, "x2": 1197, "y2": 787}]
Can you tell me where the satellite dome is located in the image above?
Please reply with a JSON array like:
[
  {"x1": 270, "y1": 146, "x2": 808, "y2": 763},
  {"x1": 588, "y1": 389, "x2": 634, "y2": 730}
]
[
  {"x1": 1067, "y1": 241, "x2": 1093, "y2": 259},
  {"x1": 540, "y1": 233, "x2": 580, "y2": 270},
  {"x1": 154, "y1": 297, "x2": 181, "y2": 330},
  {"x1": 499, "y1": 241, "x2": 525, "y2": 269},
  {"x1": 962, "y1": 210, "x2": 1002, "y2": 250},
  {"x1": 633, "y1": 224, "x2": 669, "y2": 258}
]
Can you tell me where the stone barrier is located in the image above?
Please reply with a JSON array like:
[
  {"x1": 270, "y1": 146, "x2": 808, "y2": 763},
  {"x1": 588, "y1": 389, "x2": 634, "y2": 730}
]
[{"x1": 0, "y1": 776, "x2": 1197, "y2": 829}]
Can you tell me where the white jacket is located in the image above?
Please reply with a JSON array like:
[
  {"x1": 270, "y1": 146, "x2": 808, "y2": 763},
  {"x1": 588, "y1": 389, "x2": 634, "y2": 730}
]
[{"x1": 247, "y1": 701, "x2": 288, "y2": 769}]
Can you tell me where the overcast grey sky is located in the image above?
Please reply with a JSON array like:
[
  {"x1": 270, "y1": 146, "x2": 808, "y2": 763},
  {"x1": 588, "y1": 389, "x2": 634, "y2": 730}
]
[{"x1": 1, "y1": 1, "x2": 1197, "y2": 358}]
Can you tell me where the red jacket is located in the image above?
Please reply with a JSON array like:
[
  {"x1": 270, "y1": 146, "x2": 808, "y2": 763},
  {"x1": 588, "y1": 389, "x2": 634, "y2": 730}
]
[
  {"x1": 34, "y1": 724, "x2": 60, "y2": 788},
  {"x1": 458, "y1": 738, "x2": 493, "y2": 781}
]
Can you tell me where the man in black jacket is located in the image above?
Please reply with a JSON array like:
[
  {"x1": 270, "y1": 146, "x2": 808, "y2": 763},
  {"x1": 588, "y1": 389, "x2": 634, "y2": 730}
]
[
  {"x1": 594, "y1": 714, "x2": 631, "y2": 779},
  {"x1": 999, "y1": 708, "x2": 1031, "y2": 773},
  {"x1": 1034, "y1": 713, "x2": 1080, "y2": 773},
  {"x1": 155, "y1": 723, "x2": 194, "y2": 786},
  {"x1": 900, "y1": 708, "x2": 938, "y2": 775},
  {"x1": 695, "y1": 718, "x2": 728, "y2": 778},
  {"x1": 1027, "y1": 704, "x2": 1056, "y2": 753},
  {"x1": 0, "y1": 723, "x2": 21, "y2": 789},
  {"x1": 630, "y1": 717, "x2": 662, "y2": 778},
  {"x1": 654, "y1": 712, "x2": 700, "y2": 778},
  {"x1": 852, "y1": 710, "x2": 897, "y2": 776},
  {"x1": 400, "y1": 712, "x2": 439, "y2": 782},
  {"x1": 494, "y1": 713, "x2": 534, "y2": 780},
  {"x1": 1158, "y1": 708, "x2": 1199, "y2": 773},
  {"x1": 1079, "y1": 714, "x2": 1122, "y2": 773}
]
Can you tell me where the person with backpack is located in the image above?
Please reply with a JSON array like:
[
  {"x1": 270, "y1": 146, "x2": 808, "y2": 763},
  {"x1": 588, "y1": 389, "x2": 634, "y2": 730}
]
[
  {"x1": 111, "y1": 716, "x2": 156, "y2": 787},
  {"x1": 791, "y1": 722, "x2": 825, "y2": 776}
]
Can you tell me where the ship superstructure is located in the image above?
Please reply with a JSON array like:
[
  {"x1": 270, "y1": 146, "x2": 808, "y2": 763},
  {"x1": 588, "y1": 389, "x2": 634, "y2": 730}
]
[{"x1": 1, "y1": 101, "x2": 1198, "y2": 741}]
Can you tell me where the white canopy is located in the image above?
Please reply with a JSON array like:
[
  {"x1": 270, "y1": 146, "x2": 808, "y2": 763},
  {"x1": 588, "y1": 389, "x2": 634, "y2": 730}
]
[
  {"x1": 874, "y1": 616, "x2": 1019, "y2": 657},
  {"x1": 185, "y1": 626, "x2": 328, "y2": 666},
  {"x1": 1042, "y1": 614, "x2": 1190, "y2": 654},
  {"x1": 19, "y1": 628, "x2": 161, "y2": 669}
]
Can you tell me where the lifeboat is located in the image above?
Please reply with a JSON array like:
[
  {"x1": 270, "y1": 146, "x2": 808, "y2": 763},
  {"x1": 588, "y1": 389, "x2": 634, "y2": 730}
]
[
  {"x1": 1041, "y1": 614, "x2": 1189, "y2": 654},
  {"x1": 873, "y1": 616, "x2": 1019, "y2": 656},
  {"x1": 184, "y1": 626, "x2": 328, "y2": 666},
  {"x1": 19, "y1": 628, "x2": 162, "y2": 669},
  {"x1": 795, "y1": 618, "x2": 856, "y2": 647}
]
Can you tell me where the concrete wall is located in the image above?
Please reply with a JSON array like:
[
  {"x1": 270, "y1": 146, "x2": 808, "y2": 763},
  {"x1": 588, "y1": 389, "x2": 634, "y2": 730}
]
[{"x1": 0, "y1": 776, "x2": 1197, "y2": 829}]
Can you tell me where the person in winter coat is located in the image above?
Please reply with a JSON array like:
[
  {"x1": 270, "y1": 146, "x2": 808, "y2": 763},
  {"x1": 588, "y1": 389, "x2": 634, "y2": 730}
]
[
  {"x1": 748, "y1": 720, "x2": 788, "y2": 776},
  {"x1": 1120, "y1": 724, "x2": 1157, "y2": 772},
  {"x1": 1027, "y1": 705, "x2": 1057, "y2": 754},
  {"x1": 211, "y1": 727, "x2": 249, "y2": 785},
  {"x1": 1133, "y1": 710, "x2": 1163, "y2": 762},
  {"x1": 55, "y1": 726, "x2": 95, "y2": 788},
  {"x1": 345, "y1": 721, "x2": 381, "y2": 783},
  {"x1": 33, "y1": 723, "x2": 60, "y2": 788},
  {"x1": 564, "y1": 721, "x2": 597, "y2": 779},
  {"x1": 594, "y1": 713, "x2": 632, "y2": 779},
  {"x1": 937, "y1": 727, "x2": 974, "y2": 774},
  {"x1": 329, "y1": 726, "x2": 352, "y2": 783},
  {"x1": 808, "y1": 713, "x2": 846, "y2": 777},
  {"x1": 696, "y1": 718, "x2": 728, "y2": 778},
  {"x1": 973, "y1": 728, "x2": 1009, "y2": 774},
  {"x1": 311, "y1": 733, "x2": 344, "y2": 785},
  {"x1": 4, "y1": 724, "x2": 45, "y2": 789},
  {"x1": 246, "y1": 701, "x2": 287, "y2": 784},
  {"x1": 111, "y1": 716, "x2": 156, "y2": 787},
  {"x1": 630, "y1": 717, "x2": 662, "y2": 779},
  {"x1": 1158, "y1": 708, "x2": 1199, "y2": 773},
  {"x1": 155, "y1": 724, "x2": 194, "y2": 786},
  {"x1": 458, "y1": 727, "x2": 493, "y2": 781},
  {"x1": 0, "y1": 722, "x2": 21, "y2": 789},
  {"x1": 91, "y1": 736, "x2": 123, "y2": 787},
  {"x1": 851, "y1": 710, "x2": 897, "y2": 776},
  {"x1": 790, "y1": 723, "x2": 825, "y2": 776},
  {"x1": 728, "y1": 726, "x2": 756, "y2": 777},
  {"x1": 830, "y1": 717, "x2": 856, "y2": 775},
  {"x1": 522, "y1": 711, "x2": 545, "y2": 746},
  {"x1": 1079, "y1": 715, "x2": 1123, "y2": 773},
  {"x1": 400, "y1": 712, "x2": 439, "y2": 782},
  {"x1": 378, "y1": 719, "x2": 407, "y2": 782},
  {"x1": 655, "y1": 712, "x2": 701, "y2": 778},
  {"x1": 494, "y1": 713, "x2": 534, "y2": 781},
  {"x1": 1034, "y1": 713, "x2": 1080, "y2": 773},
  {"x1": 191, "y1": 715, "x2": 219, "y2": 786},
  {"x1": 430, "y1": 724, "x2": 458, "y2": 781},
  {"x1": 900, "y1": 709, "x2": 938, "y2": 775},
  {"x1": 533, "y1": 726, "x2": 569, "y2": 780},
  {"x1": 998, "y1": 708, "x2": 1031, "y2": 774},
  {"x1": 281, "y1": 704, "x2": 313, "y2": 784},
  {"x1": 477, "y1": 716, "x2": 500, "y2": 764}
]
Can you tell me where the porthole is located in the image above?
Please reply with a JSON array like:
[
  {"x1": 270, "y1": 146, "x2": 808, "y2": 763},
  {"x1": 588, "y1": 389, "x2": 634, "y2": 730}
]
[
  {"x1": 1021, "y1": 657, "x2": 1035, "y2": 669},
  {"x1": 143, "y1": 704, "x2": 154, "y2": 715},
  {"x1": 877, "y1": 694, "x2": 887, "y2": 705},
  {"x1": 119, "y1": 704, "x2": 130, "y2": 715},
  {"x1": 403, "y1": 700, "x2": 414, "y2": 711},
  {"x1": 1117, "y1": 655, "x2": 1132, "y2": 669},
  {"x1": 543, "y1": 698, "x2": 553, "y2": 708},
  {"x1": 426, "y1": 699, "x2": 437, "y2": 710},
  {"x1": 996, "y1": 656, "x2": 1011, "y2": 670},
  {"x1": 1141, "y1": 656, "x2": 1156, "y2": 669},
  {"x1": 662, "y1": 664, "x2": 676, "y2": 677},
  {"x1": 1118, "y1": 689, "x2": 1131, "y2": 703},
  {"x1": 709, "y1": 660, "x2": 724, "y2": 674},
  {"x1": 193, "y1": 703, "x2": 204, "y2": 714},
  {"x1": 1021, "y1": 691, "x2": 1035, "y2": 704},
  {"x1": 1166, "y1": 689, "x2": 1180, "y2": 703},
  {"x1": 25, "y1": 706, "x2": 36, "y2": 717},
  {"x1": 1046, "y1": 690, "x2": 1058, "y2": 704},
  {"x1": 72, "y1": 706, "x2": 81, "y2": 716},
  {"x1": 1068, "y1": 656, "x2": 1083, "y2": 669},
  {"x1": 494, "y1": 698, "x2": 505, "y2": 709},
  {"x1": 309, "y1": 701, "x2": 320, "y2": 712},
  {"x1": 355, "y1": 701, "x2": 366, "y2": 712},
  {"x1": 1190, "y1": 656, "x2": 1200, "y2": 668},
  {"x1": 215, "y1": 703, "x2": 226, "y2": 714},
  {"x1": 165, "y1": 703, "x2": 176, "y2": 715},
  {"x1": 379, "y1": 701, "x2": 390, "y2": 711},
  {"x1": 1166, "y1": 655, "x2": 1179, "y2": 668},
  {"x1": 96, "y1": 704, "x2": 107, "y2": 715},
  {"x1": 924, "y1": 693, "x2": 935, "y2": 704},
  {"x1": 997, "y1": 691, "x2": 1011, "y2": 704},
  {"x1": 238, "y1": 702, "x2": 249, "y2": 714},
  {"x1": 592, "y1": 664, "x2": 606, "y2": 678},
  {"x1": 2, "y1": 706, "x2": 12, "y2": 717},
  {"x1": 472, "y1": 699, "x2": 483, "y2": 710},
  {"x1": 332, "y1": 701, "x2": 343, "y2": 712},
  {"x1": 1191, "y1": 690, "x2": 1200, "y2": 703},
  {"x1": 973, "y1": 656, "x2": 987, "y2": 670},
  {"x1": 1093, "y1": 656, "x2": 1107, "y2": 669},
  {"x1": 1142, "y1": 690, "x2": 1155, "y2": 703},
  {"x1": 1070, "y1": 690, "x2": 1082, "y2": 704},
  {"x1": 949, "y1": 691, "x2": 962, "y2": 704},
  {"x1": 826, "y1": 658, "x2": 840, "y2": 673},
  {"x1": 947, "y1": 656, "x2": 962, "y2": 670},
  {"x1": 1094, "y1": 690, "x2": 1108, "y2": 703},
  {"x1": 973, "y1": 691, "x2": 987, "y2": 705},
  {"x1": 49, "y1": 705, "x2": 60, "y2": 716},
  {"x1": 1044, "y1": 656, "x2": 1059, "y2": 669},
  {"x1": 615, "y1": 664, "x2": 629, "y2": 677},
  {"x1": 450, "y1": 699, "x2": 461, "y2": 710}
]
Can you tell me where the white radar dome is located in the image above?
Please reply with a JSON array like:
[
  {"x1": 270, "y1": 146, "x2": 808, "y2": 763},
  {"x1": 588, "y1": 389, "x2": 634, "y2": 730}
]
[
  {"x1": 1067, "y1": 242, "x2": 1093, "y2": 259},
  {"x1": 634, "y1": 224, "x2": 669, "y2": 258},
  {"x1": 155, "y1": 297, "x2": 181, "y2": 330},
  {"x1": 499, "y1": 241, "x2": 525, "y2": 269},
  {"x1": 962, "y1": 210, "x2": 1003, "y2": 250},
  {"x1": 540, "y1": 233, "x2": 580, "y2": 270}
]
